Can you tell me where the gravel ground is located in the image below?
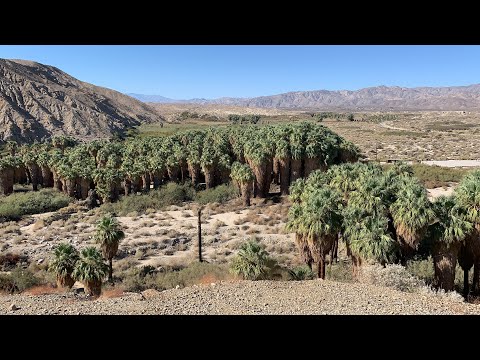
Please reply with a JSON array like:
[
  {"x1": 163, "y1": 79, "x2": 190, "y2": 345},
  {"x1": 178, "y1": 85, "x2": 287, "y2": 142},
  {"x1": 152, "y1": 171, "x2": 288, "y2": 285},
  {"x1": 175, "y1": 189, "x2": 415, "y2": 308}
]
[{"x1": 0, "y1": 280, "x2": 479, "y2": 315}]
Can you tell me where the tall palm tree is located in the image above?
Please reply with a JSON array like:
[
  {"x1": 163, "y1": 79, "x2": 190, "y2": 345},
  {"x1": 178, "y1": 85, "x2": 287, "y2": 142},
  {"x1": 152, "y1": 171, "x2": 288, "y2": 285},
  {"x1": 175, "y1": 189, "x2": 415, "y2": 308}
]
[
  {"x1": 427, "y1": 196, "x2": 472, "y2": 291},
  {"x1": 230, "y1": 162, "x2": 255, "y2": 206},
  {"x1": 453, "y1": 170, "x2": 480, "y2": 294},
  {"x1": 0, "y1": 155, "x2": 19, "y2": 195},
  {"x1": 390, "y1": 177, "x2": 435, "y2": 256},
  {"x1": 49, "y1": 243, "x2": 79, "y2": 288},
  {"x1": 72, "y1": 247, "x2": 108, "y2": 296},
  {"x1": 94, "y1": 214, "x2": 125, "y2": 283},
  {"x1": 287, "y1": 187, "x2": 342, "y2": 279}
]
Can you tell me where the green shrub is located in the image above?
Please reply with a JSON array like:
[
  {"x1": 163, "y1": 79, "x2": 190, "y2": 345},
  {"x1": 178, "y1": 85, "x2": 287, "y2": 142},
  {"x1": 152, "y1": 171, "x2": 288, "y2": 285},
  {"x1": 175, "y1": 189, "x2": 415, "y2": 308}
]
[
  {"x1": 229, "y1": 240, "x2": 278, "y2": 280},
  {"x1": 0, "y1": 267, "x2": 40, "y2": 293},
  {"x1": 411, "y1": 164, "x2": 468, "y2": 188},
  {"x1": 121, "y1": 262, "x2": 229, "y2": 292},
  {"x1": 288, "y1": 265, "x2": 314, "y2": 280},
  {"x1": 406, "y1": 258, "x2": 435, "y2": 285},
  {"x1": 326, "y1": 260, "x2": 354, "y2": 282},
  {"x1": 195, "y1": 184, "x2": 238, "y2": 205},
  {"x1": 101, "y1": 182, "x2": 195, "y2": 215},
  {"x1": 0, "y1": 189, "x2": 71, "y2": 221}
]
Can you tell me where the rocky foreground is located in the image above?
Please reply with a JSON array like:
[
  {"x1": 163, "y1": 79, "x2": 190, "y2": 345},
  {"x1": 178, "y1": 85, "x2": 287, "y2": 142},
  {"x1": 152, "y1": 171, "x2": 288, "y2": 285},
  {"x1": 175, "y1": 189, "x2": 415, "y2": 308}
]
[{"x1": 1, "y1": 280, "x2": 479, "y2": 315}]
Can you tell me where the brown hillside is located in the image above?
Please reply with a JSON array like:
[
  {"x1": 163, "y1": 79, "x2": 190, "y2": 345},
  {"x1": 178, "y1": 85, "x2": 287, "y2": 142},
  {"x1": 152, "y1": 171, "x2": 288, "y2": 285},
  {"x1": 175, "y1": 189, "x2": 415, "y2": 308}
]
[{"x1": 0, "y1": 59, "x2": 163, "y2": 143}]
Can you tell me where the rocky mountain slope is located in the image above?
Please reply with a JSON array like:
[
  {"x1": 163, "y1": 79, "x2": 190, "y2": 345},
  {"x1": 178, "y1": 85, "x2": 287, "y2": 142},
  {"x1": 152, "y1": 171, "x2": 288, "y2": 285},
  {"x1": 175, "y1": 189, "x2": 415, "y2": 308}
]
[
  {"x1": 132, "y1": 84, "x2": 480, "y2": 111},
  {"x1": 0, "y1": 59, "x2": 163, "y2": 143}
]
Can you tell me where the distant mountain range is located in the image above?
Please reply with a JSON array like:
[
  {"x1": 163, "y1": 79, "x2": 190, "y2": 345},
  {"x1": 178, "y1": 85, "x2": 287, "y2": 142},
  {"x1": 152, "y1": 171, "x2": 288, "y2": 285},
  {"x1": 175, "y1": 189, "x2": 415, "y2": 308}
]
[
  {"x1": 129, "y1": 84, "x2": 480, "y2": 111},
  {"x1": 0, "y1": 59, "x2": 163, "y2": 143}
]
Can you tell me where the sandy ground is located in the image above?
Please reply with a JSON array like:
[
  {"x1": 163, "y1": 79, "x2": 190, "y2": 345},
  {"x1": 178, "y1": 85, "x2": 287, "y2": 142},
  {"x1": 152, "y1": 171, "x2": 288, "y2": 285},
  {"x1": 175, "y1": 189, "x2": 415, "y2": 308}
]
[{"x1": 0, "y1": 280, "x2": 477, "y2": 315}]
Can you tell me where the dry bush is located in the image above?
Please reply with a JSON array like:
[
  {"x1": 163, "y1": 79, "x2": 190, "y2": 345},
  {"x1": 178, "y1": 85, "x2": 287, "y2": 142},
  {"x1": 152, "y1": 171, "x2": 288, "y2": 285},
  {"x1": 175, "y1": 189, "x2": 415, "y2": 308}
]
[
  {"x1": 32, "y1": 219, "x2": 45, "y2": 231},
  {"x1": 145, "y1": 208, "x2": 156, "y2": 215},
  {"x1": 50, "y1": 219, "x2": 65, "y2": 227},
  {"x1": 156, "y1": 229, "x2": 168, "y2": 236},
  {"x1": 246, "y1": 228, "x2": 260, "y2": 235},
  {"x1": 0, "y1": 224, "x2": 21, "y2": 235},
  {"x1": 241, "y1": 225, "x2": 250, "y2": 231},
  {"x1": 98, "y1": 287, "x2": 125, "y2": 300},
  {"x1": 141, "y1": 221, "x2": 155, "y2": 228},
  {"x1": 358, "y1": 264, "x2": 425, "y2": 292},
  {"x1": 24, "y1": 284, "x2": 63, "y2": 296}
]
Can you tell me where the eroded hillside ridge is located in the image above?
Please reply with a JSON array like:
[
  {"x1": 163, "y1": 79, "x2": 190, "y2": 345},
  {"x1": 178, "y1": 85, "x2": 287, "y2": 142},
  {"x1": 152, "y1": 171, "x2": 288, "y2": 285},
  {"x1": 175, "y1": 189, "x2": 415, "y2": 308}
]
[{"x1": 0, "y1": 59, "x2": 163, "y2": 143}]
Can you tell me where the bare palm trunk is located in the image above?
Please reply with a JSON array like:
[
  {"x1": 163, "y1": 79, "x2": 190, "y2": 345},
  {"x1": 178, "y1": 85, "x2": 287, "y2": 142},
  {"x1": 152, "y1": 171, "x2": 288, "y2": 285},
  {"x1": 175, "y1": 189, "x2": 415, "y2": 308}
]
[
  {"x1": 65, "y1": 179, "x2": 76, "y2": 198},
  {"x1": 240, "y1": 181, "x2": 252, "y2": 206},
  {"x1": 167, "y1": 166, "x2": 180, "y2": 183},
  {"x1": 262, "y1": 158, "x2": 273, "y2": 197},
  {"x1": 251, "y1": 161, "x2": 268, "y2": 198},
  {"x1": 108, "y1": 258, "x2": 113, "y2": 284},
  {"x1": 295, "y1": 233, "x2": 313, "y2": 269},
  {"x1": 279, "y1": 157, "x2": 291, "y2": 195},
  {"x1": 272, "y1": 157, "x2": 280, "y2": 185},
  {"x1": 318, "y1": 257, "x2": 325, "y2": 279},
  {"x1": 464, "y1": 269, "x2": 470, "y2": 298},
  {"x1": 142, "y1": 173, "x2": 150, "y2": 192},
  {"x1": 473, "y1": 261, "x2": 480, "y2": 295},
  {"x1": 27, "y1": 164, "x2": 41, "y2": 191}
]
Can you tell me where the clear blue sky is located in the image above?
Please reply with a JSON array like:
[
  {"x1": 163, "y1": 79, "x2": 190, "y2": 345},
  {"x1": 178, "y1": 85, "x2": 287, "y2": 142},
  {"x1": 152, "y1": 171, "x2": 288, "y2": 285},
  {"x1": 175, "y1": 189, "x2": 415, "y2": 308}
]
[{"x1": 0, "y1": 45, "x2": 479, "y2": 99}]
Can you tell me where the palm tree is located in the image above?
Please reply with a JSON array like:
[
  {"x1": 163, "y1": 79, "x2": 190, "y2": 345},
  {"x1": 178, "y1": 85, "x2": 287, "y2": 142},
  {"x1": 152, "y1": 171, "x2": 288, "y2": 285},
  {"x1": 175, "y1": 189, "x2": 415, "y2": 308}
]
[
  {"x1": 230, "y1": 162, "x2": 255, "y2": 206},
  {"x1": 427, "y1": 196, "x2": 472, "y2": 291},
  {"x1": 389, "y1": 177, "x2": 435, "y2": 257},
  {"x1": 94, "y1": 214, "x2": 125, "y2": 283},
  {"x1": 21, "y1": 144, "x2": 41, "y2": 191},
  {"x1": 453, "y1": 170, "x2": 480, "y2": 294},
  {"x1": 49, "y1": 243, "x2": 79, "y2": 288},
  {"x1": 72, "y1": 247, "x2": 108, "y2": 296},
  {"x1": 230, "y1": 240, "x2": 277, "y2": 280},
  {"x1": 287, "y1": 187, "x2": 343, "y2": 279}
]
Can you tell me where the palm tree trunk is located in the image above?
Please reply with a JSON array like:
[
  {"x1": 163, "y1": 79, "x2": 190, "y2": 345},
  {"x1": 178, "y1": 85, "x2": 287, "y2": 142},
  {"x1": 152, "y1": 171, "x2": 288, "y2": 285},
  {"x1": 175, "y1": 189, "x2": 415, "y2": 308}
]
[
  {"x1": 272, "y1": 157, "x2": 280, "y2": 185},
  {"x1": 295, "y1": 233, "x2": 313, "y2": 269},
  {"x1": 290, "y1": 158, "x2": 303, "y2": 183},
  {"x1": 108, "y1": 258, "x2": 113, "y2": 284},
  {"x1": 27, "y1": 164, "x2": 41, "y2": 191},
  {"x1": 203, "y1": 166, "x2": 214, "y2": 189},
  {"x1": 473, "y1": 261, "x2": 480, "y2": 295},
  {"x1": 251, "y1": 162, "x2": 267, "y2": 198},
  {"x1": 318, "y1": 257, "x2": 325, "y2": 279},
  {"x1": 240, "y1": 181, "x2": 252, "y2": 206},
  {"x1": 57, "y1": 274, "x2": 75, "y2": 288},
  {"x1": 432, "y1": 243, "x2": 459, "y2": 291},
  {"x1": 132, "y1": 177, "x2": 142, "y2": 193},
  {"x1": 84, "y1": 280, "x2": 102, "y2": 297},
  {"x1": 65, "y1": 179, "x2": 76, "y2": 197},
  {"x1": 188, "y1": 162, "x2": 200, "y2": 186},
  {"x1": 152, "y1": 172, "x2": 161, "y2": 189},
  {"x1": 52, "y1": 170, "x2": 63, "y2": 192},
  {"x1": 279, "y1": 157, "x2": 291, "y2": 195},
  {"x1": 124, "y1": 179, "x2": 131, "y2": 196},
  {"x1": 304, "y1": 157, "x2": 321, "y2": 178},
  {"x1": 0, "y1": 168, "x2": 14, "y2": 195},
  {"x1": 464, "y1": 269, "x2": 470, "y2": 298},
  {"x1": 262, "y1": 158, "x2": 273, "y2": 197},
  {"x1": 167, "y1": 166, "x2": 180, "y2": 182},
  {"x1": 41, "y1": 166, "x2": 54, "y2": 188},
  {"x1": 80, "y1": 178, "x2": 90, "y2": 200},
  {"x1": 142, "y1": 173, "x2": 150, "y2": 192},
  {"x1": 14, "y1": 165, "x2": 27, "y2": 184}
]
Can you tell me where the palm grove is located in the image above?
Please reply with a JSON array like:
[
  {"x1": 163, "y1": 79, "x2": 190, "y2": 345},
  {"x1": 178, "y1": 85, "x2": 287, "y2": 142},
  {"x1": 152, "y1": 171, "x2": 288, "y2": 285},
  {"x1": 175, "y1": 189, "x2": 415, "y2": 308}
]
[
  {"x1": 4, "y1": 121, "x2": 480, "y2": 297},
  {"x1": 286, "y1": 161, "x2": 480, "y2": 296}
]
